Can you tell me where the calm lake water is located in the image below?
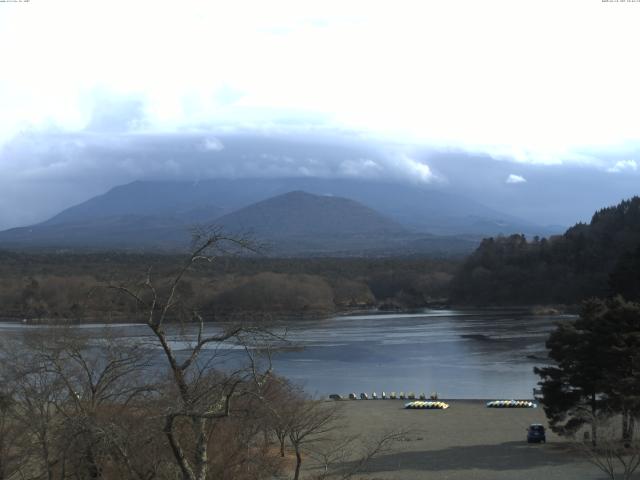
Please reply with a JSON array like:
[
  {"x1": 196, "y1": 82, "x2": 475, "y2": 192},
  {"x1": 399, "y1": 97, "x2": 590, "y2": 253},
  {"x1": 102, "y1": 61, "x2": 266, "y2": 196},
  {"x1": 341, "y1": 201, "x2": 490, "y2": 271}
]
[
  {"x1": 1, "y1": 309, "x2": 571, "y2": 399},
  {"x1": 270, "y1": 309, "x2": 570, "y2": 399}
]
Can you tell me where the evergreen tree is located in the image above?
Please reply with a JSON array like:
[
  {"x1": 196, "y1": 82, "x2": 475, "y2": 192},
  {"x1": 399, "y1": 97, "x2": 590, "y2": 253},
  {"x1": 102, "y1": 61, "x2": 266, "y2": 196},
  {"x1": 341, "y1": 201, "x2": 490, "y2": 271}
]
[
  {"x1": 536, "y1": 298, "x2": 640, "y2": 444},
  {"x1": 610, "y1": 246, "x2": 640, "y2": 302},
  {"x1": 596, "y1": 298, "x2": 640, "y2": 442},
  {"x1": 535, "y1": 299, "x2": 610, "y2": 443}
]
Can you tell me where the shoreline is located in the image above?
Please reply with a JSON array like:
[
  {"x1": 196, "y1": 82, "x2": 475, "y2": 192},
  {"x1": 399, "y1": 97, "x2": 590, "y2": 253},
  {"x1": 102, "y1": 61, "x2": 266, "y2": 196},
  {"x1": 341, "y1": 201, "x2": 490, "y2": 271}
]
[{"x1": 0, "y1": 303, "x2": 577, "y2": 326}]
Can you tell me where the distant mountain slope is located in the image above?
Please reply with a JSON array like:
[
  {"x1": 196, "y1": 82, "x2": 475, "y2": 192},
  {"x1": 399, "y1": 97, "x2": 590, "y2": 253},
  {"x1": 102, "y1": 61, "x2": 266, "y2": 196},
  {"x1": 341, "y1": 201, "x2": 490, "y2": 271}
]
[
  {"x1": 43, "y1": 177, "x2": 549, "y2": 236},
  {"x1": 451, "y1": 196, "x2": 640, "y2": 304},
  {"x1": 0, "y1": 215, "x2": 192, "y2": 250},
  {"x1": 0, "y1": 175, "x2": 554, "y2": 255},
  {"x1": 216, "y1": 191, "x2": 405, "y2": 237},
  {"x1": 0, "y1": 189, "x2": 479, "y2": 255},
  {"x1": 44, "y1": 182, "x2": 227, "y2": 225},
  {"x1": 274, "y1": 178, "x2": 545, "y2": 236}
]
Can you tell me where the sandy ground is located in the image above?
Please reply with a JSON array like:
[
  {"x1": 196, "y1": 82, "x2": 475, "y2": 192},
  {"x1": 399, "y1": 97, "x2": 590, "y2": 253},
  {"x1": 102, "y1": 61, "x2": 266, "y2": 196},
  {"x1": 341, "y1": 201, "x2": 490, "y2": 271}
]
[{"x1": 326, "y1": 399, "x2": 626, "y2": 480}]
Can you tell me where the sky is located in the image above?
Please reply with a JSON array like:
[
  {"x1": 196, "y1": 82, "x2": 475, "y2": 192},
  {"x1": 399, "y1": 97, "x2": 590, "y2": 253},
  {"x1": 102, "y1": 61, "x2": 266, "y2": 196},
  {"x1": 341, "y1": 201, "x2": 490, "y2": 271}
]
[{"x1": 1, "y1": 0, "x2": 640, "y2": 229}]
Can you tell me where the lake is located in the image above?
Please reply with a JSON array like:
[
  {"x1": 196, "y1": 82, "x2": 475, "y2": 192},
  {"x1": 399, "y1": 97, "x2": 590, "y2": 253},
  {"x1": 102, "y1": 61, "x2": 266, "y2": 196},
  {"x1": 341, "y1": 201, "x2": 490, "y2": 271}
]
[
  {"x1": 269, "y1": 309, "x2": 569, "y2": 399},
  {"x1": 0, "y1": 309, "x2": 570, "y2": 399}
]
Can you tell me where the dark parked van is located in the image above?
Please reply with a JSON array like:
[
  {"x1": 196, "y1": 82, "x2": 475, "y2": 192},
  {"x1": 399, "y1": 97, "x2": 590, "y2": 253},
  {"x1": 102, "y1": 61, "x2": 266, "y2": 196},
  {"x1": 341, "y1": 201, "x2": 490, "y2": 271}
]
[{"x1": 527, "y1": 424, "x2": 546, "y2": 443}]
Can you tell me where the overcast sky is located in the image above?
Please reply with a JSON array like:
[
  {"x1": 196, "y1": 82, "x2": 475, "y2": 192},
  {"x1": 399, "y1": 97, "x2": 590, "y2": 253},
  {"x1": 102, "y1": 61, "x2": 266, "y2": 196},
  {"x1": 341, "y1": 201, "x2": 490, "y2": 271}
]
[{"x1": 1, "y1": 0, "x2": 639, "y2": 229}]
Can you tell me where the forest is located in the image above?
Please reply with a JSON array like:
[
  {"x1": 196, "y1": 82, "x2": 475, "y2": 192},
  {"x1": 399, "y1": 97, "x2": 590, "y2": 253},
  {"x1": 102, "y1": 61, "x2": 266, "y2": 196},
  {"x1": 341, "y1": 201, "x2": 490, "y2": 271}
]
[
  {"x1": 0, "y1": 250, "x2": 455, "y2": 322},
  {"x1": 451, "y1": 197, "x2": 640, "y2": 306}
]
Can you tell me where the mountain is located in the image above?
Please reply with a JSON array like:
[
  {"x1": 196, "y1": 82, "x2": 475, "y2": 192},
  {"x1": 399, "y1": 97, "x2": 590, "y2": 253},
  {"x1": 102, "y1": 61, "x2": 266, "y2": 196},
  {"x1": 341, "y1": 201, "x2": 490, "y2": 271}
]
[
  {"x1": 43, "y1": 177, "x2": 549, "y2": 236},
  {"x1": 212, "y1": 191, "x2": 423, "y2": 255},
  {"x1": 216, "y1": 191, "x2": 405, "y2": 237},
  {"x1": 0, "y1": 176, "x2": 556, "y2": 255},
  {"x1": 43, "y1": 182, "x2": 229, "y2": 225},
  {"x1": 0, "y1": 215, "x2": 191, "y2": 250},
  {"x1": 451, "y1": 196, "x2": 640, "y2": 305},
  {"x1": 0, "y1": 187, "x2": 481, "y2": 255}
]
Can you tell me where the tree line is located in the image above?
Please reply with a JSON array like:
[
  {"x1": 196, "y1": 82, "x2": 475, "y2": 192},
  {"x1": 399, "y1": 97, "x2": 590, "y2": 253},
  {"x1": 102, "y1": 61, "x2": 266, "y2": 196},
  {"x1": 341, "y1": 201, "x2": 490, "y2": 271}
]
[
  {"x1": 0, "y1": 251, "x2": 456, "y2": 322},
  {"x1": 451, "y1": 196, "x2": 640, "y2": 305}
]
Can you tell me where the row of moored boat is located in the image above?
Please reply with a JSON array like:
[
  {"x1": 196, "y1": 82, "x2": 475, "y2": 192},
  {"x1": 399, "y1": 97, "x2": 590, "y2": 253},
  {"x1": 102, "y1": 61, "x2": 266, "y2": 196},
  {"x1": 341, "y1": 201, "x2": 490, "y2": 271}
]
[{"x1": 330, "y1": 392, "x2": 439, "y2": 400}]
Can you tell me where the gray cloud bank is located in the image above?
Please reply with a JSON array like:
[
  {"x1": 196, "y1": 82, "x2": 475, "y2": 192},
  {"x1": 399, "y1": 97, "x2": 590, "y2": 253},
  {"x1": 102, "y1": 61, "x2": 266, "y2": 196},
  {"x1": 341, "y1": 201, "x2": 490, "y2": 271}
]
[
  {"x1": 0, "y1": 130, "x2": 437, "y2": 229},
  {"x1": 0, "y1": 129, "x2": 639, "y2": 232}
]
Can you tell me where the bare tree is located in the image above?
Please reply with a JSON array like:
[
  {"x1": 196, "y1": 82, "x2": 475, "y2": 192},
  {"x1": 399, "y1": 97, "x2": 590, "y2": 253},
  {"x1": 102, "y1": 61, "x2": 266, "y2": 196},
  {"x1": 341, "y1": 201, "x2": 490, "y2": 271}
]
[
  {"x1": 0, "y1": 228, "x2": 290, "y2": 480},
  {"x1": 44, "y1": 331, "x2": 155, "y2": 479},
  {"x1": 0, "y1": 327, "x2": 159, "y2": 480},
  {"x1": 0, "y1": 389, "x2": 27, "y2": 480},
  {"x1": 203, "y1": 391, "x2": 284, "y2": 480},
  {"x1": 273, "y1": 389, "x2": 407, "y2": 480},
  {"x1": 575, "y1": 415, "x2": 640, "y2": 480},
  {"x1": 287, "y1": 399, "x2": 341, "y2": 480},
  {"x1": 256, "y1": 376, "x2": 298, "y2": 458},
  {"x1": 103, "y1": 228, "x2": 276, "y2": 480},
  {"x1": 307, "y1": 429, "x2": 408, "y2": 480},
  {"x1": 0, "y1": 332, "x2": 67, "y2": 480}
]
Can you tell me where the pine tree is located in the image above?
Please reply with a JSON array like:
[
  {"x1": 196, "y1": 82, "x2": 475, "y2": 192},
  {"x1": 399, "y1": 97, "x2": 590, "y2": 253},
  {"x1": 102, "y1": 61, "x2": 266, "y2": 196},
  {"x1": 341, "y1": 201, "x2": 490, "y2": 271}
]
[{"x1": 536, "y1": 298, "x2": 640, "y2": 445}]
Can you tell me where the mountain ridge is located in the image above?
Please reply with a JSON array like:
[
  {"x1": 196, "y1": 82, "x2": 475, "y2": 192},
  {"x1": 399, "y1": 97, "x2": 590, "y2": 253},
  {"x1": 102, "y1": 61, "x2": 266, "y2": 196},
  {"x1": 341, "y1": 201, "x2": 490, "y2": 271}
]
[
  {"x1": 40, "y1": 177, "x2": 551, "y2": 235},
  {"x1": 0, "y1": 177, "x2": 559, "y2": 255}
]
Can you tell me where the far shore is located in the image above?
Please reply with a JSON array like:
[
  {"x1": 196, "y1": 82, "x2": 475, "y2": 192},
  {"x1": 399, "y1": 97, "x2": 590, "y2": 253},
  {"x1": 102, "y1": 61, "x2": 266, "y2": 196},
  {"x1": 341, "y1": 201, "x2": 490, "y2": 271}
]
[{"x1": 0, "y1": 303, "x2": 578, "y2": 326}]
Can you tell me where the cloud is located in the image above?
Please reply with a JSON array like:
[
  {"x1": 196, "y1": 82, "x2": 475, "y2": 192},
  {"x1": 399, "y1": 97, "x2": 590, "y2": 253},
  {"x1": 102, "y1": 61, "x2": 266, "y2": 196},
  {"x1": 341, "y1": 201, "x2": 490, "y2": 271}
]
[
  {"x1": 2, "y1": 129, "x2": 640, "y2": 232},
  {"x1": 0, "y1": 1, "x2": 639, "y2": 164},
  {"x1": 607, "y1": 159, "x2": 637, "y2": 173},
  {"x1": 338, "y1": 158, "x2": 382, "y2": 177},
  {"x1": 506, "y1": 174, "x2": 527, "y2": 184},
  {"x1": 202, "y1": 138, "x2": 225, "y2": 152},
  {"x1": 0, "y1": 131, "x2": 440, "y2": 185},
  {"x1": 85, "y1": 94, "x2": 147, "y2": 133},
  {"x1": 0, "y1": 132, "x2": 441, "y2": 229},
  {"x1": 400, "y1": 155, "x2": 436, "y2": 183}
]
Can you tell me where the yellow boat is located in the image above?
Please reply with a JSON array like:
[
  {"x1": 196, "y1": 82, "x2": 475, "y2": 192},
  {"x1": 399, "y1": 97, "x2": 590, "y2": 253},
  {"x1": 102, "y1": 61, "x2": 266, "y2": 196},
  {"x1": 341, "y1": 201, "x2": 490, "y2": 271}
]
[
  {"x1": 404, "y1": 401, "x2": 449, "y2": 410},
  {"x1": 486, "y1": 400, "x2": 536, "y2": 408}
]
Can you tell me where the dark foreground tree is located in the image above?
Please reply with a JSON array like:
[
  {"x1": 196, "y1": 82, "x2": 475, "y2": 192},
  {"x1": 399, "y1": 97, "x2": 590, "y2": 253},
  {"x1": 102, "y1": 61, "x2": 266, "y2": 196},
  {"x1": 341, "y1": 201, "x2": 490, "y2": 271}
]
[
  {"x1": 536, "y1": 297, "x2": 640, "y2": 445},
  {"x1": 610, "y1": 245, "x2": 640, "y2": 302}
]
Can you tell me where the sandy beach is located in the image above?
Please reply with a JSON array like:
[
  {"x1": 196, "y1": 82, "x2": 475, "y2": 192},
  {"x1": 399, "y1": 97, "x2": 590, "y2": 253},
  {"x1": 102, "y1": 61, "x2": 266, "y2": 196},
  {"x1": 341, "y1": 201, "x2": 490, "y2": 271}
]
[{"x1": 328, "y1": 400, "x2": 614, "y2": 480}]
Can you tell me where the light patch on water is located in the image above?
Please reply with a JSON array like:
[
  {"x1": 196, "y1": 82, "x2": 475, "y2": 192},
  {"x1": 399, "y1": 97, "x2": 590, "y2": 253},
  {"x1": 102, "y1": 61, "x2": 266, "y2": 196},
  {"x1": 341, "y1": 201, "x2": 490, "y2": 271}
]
[{"x1": 330, "y1": 309, "x2": 474, "y2": 321}]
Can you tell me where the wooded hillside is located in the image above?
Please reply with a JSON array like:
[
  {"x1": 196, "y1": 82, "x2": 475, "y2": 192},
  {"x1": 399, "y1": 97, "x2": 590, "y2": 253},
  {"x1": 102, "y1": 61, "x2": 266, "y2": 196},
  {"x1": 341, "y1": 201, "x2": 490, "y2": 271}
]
[{"x1": 451, "y1": 197, "x2": 640, "y2": 305}]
